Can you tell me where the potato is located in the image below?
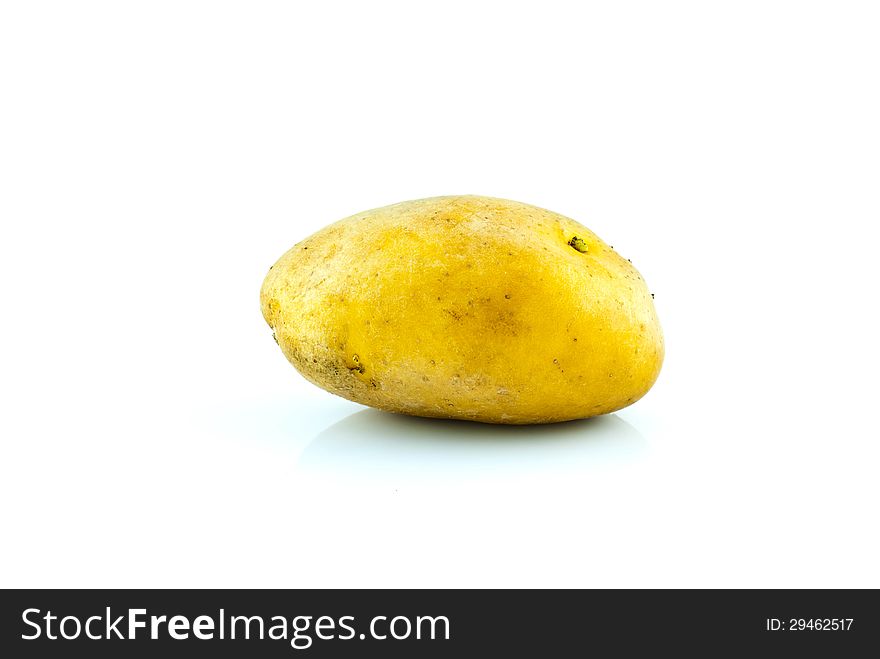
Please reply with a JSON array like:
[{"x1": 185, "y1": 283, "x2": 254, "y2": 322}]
[{"x1": 260, "y1": 195, "x2": 663, "y2": 424}]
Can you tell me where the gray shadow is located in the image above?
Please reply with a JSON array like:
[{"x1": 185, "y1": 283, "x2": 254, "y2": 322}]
[{"x1": 297, "y1": 409, "x2": 649, "y2": 483}]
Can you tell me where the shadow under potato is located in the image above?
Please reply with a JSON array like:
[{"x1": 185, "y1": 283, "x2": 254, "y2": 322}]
[{"x1": 297, "y1": 409, "x2": 648, "y2": 480}]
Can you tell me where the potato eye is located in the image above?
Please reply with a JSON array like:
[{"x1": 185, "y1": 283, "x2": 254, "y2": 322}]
[{"x1": 568, "y1": 236, "x2": 588, "y2": 253}]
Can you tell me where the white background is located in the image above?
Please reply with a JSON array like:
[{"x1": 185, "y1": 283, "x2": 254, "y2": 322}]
[{"x1": 2, "y1": 1, "x2": 878, "y2": 588}]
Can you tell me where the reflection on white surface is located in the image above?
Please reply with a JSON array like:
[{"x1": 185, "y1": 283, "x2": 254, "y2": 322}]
[{"x1": 297, "y1": 409, "x2": 648, "y2": 486}]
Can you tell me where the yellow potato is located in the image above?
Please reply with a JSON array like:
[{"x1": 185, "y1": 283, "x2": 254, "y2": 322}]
[{"x1": 260, "y1": 195, "x2": 663, "y2": 424}]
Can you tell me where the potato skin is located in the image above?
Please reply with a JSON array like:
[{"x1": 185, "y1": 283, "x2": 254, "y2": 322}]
[{"x1": 261, "y1": 195, "x2": 663, "y2": 424}]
